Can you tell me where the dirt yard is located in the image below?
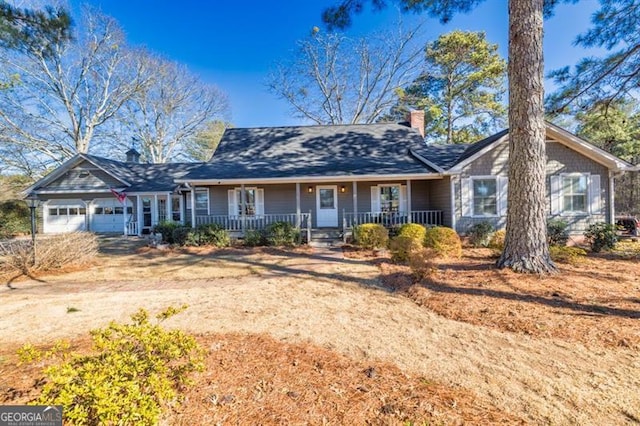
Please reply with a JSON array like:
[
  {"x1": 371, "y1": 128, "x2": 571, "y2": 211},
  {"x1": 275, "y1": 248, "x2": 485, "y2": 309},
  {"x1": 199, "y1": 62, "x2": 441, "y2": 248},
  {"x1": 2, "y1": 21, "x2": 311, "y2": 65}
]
[{"x1": 1, "y1": 237, "x2": 639, "y2": 425}]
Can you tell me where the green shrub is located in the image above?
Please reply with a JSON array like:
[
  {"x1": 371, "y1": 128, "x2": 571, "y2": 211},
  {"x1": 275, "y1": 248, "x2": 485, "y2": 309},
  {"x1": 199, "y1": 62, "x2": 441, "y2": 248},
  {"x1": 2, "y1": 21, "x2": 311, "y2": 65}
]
[
  {"x1": 547, "y1": 219, "x2": 569, "y2": 247},
  {"x1": 389, "y1": 236, "x2": 423, "y2": 263},
  {"x1": 19, "y1": 307, "x2": 204, "y2": 426},
  {"x1": 550, "y1": 246, "x2": 587, "y2": 265},
  {"x1": 243, "y1": 229, "x2": 266, "y2": 247},
  {"x1": 488, "y1": 230, "x2": 506, "y2": 252},
  {"x1": 424, "y1": 226, "x2": 462, "y2": 259},
  {"x1": 397, "y1": 223, "x2": 427, "y2": 243},
  {"x1": 153, "y1": 221, "x2": 180, "y2": 244},
  {"x1": 353, "y1": 223, "x2": 388, "y2": 249},
  {"x1": 172, "y1": 226, "x2": 197, "y2": 246},
  {"x1": 196, "y1": 223, "x2": 230, "y2": 247},
  {"x1": 467, "y1": 221, "x2": 494, "y2": 247},
  {"x1": 264, "y1": 221, "x2": 300, "y2": 246},
  {"x1": 0, "y1": 200, "x2": 30, "y2": 238},
  {"x1": 584, "y1": 222, "x2": 618, "y2": 253}
]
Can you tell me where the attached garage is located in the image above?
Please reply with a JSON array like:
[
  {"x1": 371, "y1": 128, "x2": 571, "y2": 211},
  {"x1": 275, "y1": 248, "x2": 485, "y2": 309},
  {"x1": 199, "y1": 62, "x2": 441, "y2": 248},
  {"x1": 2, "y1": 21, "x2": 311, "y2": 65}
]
[
  {"x1": 43, "y1": 199, "x2": 87, "y2": 233},
  {"x1": 90, "y1": 198, "x2": 133, "y2": 233}
]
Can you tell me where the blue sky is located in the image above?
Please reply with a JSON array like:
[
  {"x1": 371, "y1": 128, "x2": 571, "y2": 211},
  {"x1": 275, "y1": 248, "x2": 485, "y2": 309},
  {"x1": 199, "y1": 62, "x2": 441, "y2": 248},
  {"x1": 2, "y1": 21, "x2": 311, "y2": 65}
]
[{"x1": 69, "y1": 0, "x2": 602, "y2": 128}]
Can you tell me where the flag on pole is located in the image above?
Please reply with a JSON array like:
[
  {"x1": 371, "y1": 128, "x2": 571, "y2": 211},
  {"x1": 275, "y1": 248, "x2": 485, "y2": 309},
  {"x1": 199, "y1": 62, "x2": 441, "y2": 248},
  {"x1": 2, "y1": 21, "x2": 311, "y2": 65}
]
[{"x1": 110, "y1": 188, "x2": 127, "y2": 203}]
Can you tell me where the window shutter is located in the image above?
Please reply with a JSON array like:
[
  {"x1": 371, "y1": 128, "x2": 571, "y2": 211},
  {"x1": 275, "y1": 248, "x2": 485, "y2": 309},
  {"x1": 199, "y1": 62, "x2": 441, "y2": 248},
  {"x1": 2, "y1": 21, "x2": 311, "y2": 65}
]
[
  {"x1": 589, "y1": 174, "x2": 601, "y2": 214},
  {"x1": 370, "y1": 186, "x2": 380, "y2": 213},
  {"x1": 400, "y1": 185, "x2": 408, "y2": 214},
  {"x1": 256, "y1": 188, "x2": 265, "y2": 216},
  {"x1": 227, "y1": 189, "x2": 237, "y2": 217},
  {"x1": 461, "y1": 178, "x2": 472, "y2": 217},
  {"x1": 498, "y1": 176, "x2": 508, "y2": 216},
  {"x1": 550, "y1": 176, "x2": 561, "y2": 215}
]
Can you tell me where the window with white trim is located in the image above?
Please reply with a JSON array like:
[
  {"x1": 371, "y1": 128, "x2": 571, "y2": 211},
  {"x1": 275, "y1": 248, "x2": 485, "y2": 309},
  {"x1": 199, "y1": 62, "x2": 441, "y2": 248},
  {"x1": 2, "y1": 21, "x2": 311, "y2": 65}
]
[
  {"x1": 379, "y1": 185, "x2": 400, "y2": 213},
  {"x1": 472, "y1": 178, "x2": 498, "y2": 216},
  {"x1": 186, "y1": 188, "x2": 209, "y2": 215},
  {"x1": 561, "y1": 175, "x2": 587, "y2": 213},
  {"x1": 236, "y1": 188, "x2": 256, "y2": 216}
]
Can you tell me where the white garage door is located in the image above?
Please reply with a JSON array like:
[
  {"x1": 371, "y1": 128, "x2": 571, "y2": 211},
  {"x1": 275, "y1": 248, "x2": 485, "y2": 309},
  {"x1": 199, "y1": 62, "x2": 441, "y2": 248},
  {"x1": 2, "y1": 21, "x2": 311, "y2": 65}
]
[
  {"x1": 91, "y1": 199, "x2": 133, "y2": 233},
  {"x1": 44, "y1": 200, "x2": 87, "y2": 233}
]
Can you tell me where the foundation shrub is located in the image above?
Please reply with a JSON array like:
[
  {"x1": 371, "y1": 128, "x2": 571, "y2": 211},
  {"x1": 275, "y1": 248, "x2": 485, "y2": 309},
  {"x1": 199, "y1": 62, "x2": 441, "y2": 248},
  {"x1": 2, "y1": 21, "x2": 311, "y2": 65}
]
[
  {"x1": 353, "y1": 223, "x2": 389, "y2": 249},
  {"x1": 408, "y1": 247, "x2": 437, "y2": 281},
  {"x1": 196, "y1": 223, "x2": 231, "y2": 247},
  {"x1": 467, "y1": 221, "x2": 494, "y2": 247},
  {"x1": 264, "y1": 221, "x2": 300, "y2": 246},
  {"x1": 19, "y1": 307, "x2": 204, "y2": 426},
  {"x1": 424, "y1": 226, "x2": 462, "y2": 259},
  {"x1": 243, "y1": 229, "x2": 266, "y2": 247},
  {"x1": 584, "y1": 222, "x2": 618, "y2": 253},
  {"x1": 397, "y1": 223, "x2": 427, "y2": 243},
  {"x1": 547, "y1": 219, "x2": 569, "y2": 247},
  {"x1": 172, "y1": 226, "x2": 197, "y2": 246},
  {"x1": 488, "y1": 230, "x2": 506, "y2": 252},
  {"x1": 389, "y1": 236, "x2": 423, "y2": 263},
  {"x1": 153, "y1": 221, "x2": 180, "y2": 244}
]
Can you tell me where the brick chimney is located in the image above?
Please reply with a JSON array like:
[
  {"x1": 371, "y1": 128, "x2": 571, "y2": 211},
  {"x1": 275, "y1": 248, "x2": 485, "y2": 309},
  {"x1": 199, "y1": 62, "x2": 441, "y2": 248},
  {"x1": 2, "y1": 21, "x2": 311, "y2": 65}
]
[{"x1": 408, "y1": 110, "x2": 425, "y2": 138}]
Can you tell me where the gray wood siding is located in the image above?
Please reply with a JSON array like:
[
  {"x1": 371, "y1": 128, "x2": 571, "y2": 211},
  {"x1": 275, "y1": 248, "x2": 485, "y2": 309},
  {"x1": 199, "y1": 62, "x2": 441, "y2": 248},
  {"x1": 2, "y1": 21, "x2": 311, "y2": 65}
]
[
  {"x1": 43, "y1": 160, "x2": 123, "y2": 190},
  {"x1": 454, "y1": 139, "x2": 610, "y2": 234},
  {"x1": 427, "y1": 177, "x2": 452, "y2": 227}
]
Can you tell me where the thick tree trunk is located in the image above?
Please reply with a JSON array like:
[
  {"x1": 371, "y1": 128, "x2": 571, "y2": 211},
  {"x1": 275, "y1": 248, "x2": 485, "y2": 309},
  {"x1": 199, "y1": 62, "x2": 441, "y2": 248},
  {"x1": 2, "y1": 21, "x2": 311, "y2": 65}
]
[{"x1": 497, "y1": 0, "x2": 556, "y2": 273}]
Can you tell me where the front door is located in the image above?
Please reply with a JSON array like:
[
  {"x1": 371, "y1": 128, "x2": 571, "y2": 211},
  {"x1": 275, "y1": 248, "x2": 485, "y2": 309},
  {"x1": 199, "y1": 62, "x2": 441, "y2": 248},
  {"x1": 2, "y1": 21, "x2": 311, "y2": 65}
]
[
  {"x1": 316, "y1": 185, "x2": 338, "y2": 227},
  {"x1": 142, "y1": 197, "x2": 152, "y2": 234}
]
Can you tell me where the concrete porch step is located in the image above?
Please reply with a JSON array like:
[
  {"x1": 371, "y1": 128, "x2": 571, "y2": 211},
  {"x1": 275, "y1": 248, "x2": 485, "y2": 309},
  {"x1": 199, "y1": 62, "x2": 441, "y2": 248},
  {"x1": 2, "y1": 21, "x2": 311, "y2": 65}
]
[{"x1": 309, "y1": 228, "x2": 343, "y2": 247}]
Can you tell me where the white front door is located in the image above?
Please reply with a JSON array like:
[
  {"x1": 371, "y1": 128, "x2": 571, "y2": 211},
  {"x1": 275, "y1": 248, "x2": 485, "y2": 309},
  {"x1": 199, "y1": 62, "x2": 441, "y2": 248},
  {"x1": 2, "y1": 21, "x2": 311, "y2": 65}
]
[{"x1": 316, "y1": 185, "x2": 338, "y2": 227}]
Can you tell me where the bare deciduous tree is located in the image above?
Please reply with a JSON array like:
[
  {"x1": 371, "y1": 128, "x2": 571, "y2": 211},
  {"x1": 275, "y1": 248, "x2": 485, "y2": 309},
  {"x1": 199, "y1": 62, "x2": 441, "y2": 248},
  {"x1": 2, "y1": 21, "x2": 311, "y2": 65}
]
[
  {"x1": 268, "y1": 25, "x2": 423, "y2": 125},
  {"x1": 0, "y1": 7, "x2": 147, "y2": 175},
  {"x1": 120, "y1": 53, "x2": 229, "y2": 163}
]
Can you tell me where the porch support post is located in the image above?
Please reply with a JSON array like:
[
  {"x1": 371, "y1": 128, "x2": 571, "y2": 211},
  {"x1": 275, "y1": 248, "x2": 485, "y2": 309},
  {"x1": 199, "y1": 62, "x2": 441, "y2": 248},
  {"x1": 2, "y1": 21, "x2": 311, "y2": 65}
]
[
  {"x1": 166, "y1": 192, "x2": 172, "y2": 223},
  {"x1": 179, "y1": 193, "x2": 185, "y2": 225},
  {"x1": 153, "y1": 194, "x2": 158, "y2": 227},
  {"x1": 137, "y1": 196, "x2": 143, "y2": 236},
  {"x1": 406, "y1": 179, "x2": 412, "y2": 223},
  {"x1": 241, "y1": 183, "x2": 246, "y2": 233},
  {"x1": 190, "y1": 188, "x2": 196, "y2": 228},
  {"x1": 295, "y1": 182, "x2": 301, "y2": 228},
  {"x1": 609, "y1": 171, "x2": 616, "y2": 225},
  {"x1": 352, "y1": 181, "x2": 358, "y2": 217}
]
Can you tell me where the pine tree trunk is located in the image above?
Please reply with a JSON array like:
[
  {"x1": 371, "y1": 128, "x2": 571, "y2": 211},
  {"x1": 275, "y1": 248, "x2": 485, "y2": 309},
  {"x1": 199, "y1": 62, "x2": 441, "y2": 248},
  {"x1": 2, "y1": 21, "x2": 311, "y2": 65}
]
[{"x1": 497, "y1": 0, "x2": 556, "y2": 273}]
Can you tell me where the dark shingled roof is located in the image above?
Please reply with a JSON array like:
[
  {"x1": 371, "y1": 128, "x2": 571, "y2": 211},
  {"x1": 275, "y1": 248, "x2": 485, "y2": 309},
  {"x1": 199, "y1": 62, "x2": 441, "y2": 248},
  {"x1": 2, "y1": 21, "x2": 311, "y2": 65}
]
[
  {"x1": 82, "y1": 155, "x2": 201, "y2": 192},
  {"x1": 412, "y1": 129, "x2": 509, "y2": 171},
  {"x1": 183, "y1": 123, "x2": 438, "y2": 180}
]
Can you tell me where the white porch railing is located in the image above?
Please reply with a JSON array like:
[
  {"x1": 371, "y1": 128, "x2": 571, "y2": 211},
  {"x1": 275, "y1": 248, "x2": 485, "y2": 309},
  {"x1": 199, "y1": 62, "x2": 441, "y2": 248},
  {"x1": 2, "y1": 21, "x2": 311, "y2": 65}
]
[
  {"x1": 126, "y1": 221, "x2": 139, "y2": 236},
  {"x1": 342, "y1": 210, "x2": 443, "y2": 230},
  {"x1": 195, "y1": 212, "x2": 312, "y2": 241}
]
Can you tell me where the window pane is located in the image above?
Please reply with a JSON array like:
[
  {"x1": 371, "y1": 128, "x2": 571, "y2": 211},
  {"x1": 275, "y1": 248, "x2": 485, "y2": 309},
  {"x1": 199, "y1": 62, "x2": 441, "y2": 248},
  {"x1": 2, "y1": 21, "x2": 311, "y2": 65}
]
[
  {"x1": 195, "y1": 190, "x2": 208, "y2": 210},
  {"x1": 127, "y1": 207, "x2": 133, "y2": 214},
  {"x1": 79, "y1": 208, "x2": 86, "y2": 215},
  {"x1": 58, "y1": 208, "x2": 68, "y2": 215},
  {"x1": 561, "y1": 175, "x2": 588, "y2": 213},
  {"x1": 94, "y1": 207, "x2": 103, "y2": 215},
  {"x1": 49, "y1": 208, "x2": 58, "y2": 216},
  {"x1": 380, "y1": 186, "x2": 400, "y2": 212},
  {"x1": 473, "y1": 179, "x2": 497, "y2": 216},
  {"x1": 114, "y1": 207, "x2": 124, "y2": 215},
  {"x1": 172, "y1": 197, "x2": 180, "y2": 212},
  {"x1": 319, "y1": 188, "x2": 334, "y2": 209},
  {"x1": 104, "y1": 207, "x2": 113, "y2": 214},
  {"x1": 69, "y1": 207, "x2": 78, "y2": 215}
]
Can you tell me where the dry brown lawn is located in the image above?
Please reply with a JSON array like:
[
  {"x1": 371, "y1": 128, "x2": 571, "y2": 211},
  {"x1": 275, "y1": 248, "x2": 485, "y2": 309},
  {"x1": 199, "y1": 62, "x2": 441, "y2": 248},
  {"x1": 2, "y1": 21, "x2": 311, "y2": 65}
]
[{"x1": 1, "y1": 237, "x2": 639, "y2": 425}]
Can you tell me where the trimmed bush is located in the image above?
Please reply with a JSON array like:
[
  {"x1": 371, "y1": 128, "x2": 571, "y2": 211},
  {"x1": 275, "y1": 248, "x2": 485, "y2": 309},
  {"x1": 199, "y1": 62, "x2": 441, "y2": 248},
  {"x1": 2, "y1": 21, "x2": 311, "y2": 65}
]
[
  {"x1": 467, "y1": 221, "x2": 494, "y2": 247},
  {"x1": 153, "y1": 221, "x2": 180, "y2": 244},
  {"x1": 547, "y1": 219, "x2": 569, "y2": 247},
  {"x1": 19, "y1": 307, "x2": 204, "y2": 426},
  {"x1": 397, "y1": 223, "x2": 427, "y2": 243},
  {"x1": 389, "y1": 236, "x2": 423, "y2": 263},
  {"x1": 264, "y1": 221, "x2": 300, "y2": 246},
  {"x1": 353, "y1": 223, "x2": 388, "y2": 250},
  {"x1": 424, "y1": 226, "x2": 462, "y2": 259},
  {"x1": 550, "y1": 246, "x2": 587, "y2": 265},
  {"x1": 197, "y1": 223, "x2": 230, "y2": 247},
  {"x1": 0, "y1": 232, "x2": 98, "y2": 276},
  {"x1": 584, "y1": 222, "x2": 618, "y2": 253},
  {"x1": 172, "y1": 226, "x2": 197, "y2": 246},
  {"x1": 488, "y1": 230, "x2": 506, "y2": 252},
  {"x1": 243, "y1": 229, "x2": 266, "y2": 247},
  {"x1": 0, "y1": 200, "x2": 30, "y2": 238}
]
